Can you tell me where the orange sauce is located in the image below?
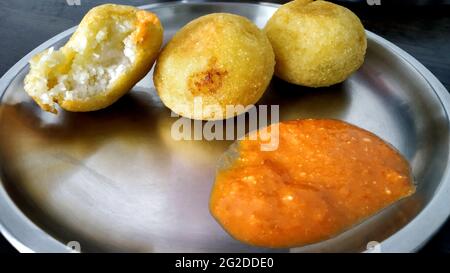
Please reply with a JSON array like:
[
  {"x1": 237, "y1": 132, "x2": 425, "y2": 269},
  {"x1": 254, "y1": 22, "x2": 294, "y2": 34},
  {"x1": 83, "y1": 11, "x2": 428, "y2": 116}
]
[{"x1": 209, "y1": 119, "x2": 415, "y2": 248}]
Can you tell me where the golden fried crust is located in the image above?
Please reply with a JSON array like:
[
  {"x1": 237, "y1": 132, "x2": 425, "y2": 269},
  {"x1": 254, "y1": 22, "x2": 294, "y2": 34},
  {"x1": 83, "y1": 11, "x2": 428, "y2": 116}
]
[
  {"x1": 62, "y1": 5, "x2": 163, "y2": 112},
  {"x1": 264, "y1": 0, "x2": 367, "y2": 87},
  {"x1": 153, "y1": 13, "x2": 275, "y2": 120},
  {"x1": 24, "y1": 4, "x2": 163, "y2": 113}
]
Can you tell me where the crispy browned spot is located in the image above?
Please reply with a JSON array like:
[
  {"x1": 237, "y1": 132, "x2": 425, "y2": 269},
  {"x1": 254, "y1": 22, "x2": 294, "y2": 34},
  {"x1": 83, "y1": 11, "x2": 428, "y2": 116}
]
[
  {"x1": 133, "y1": 10, "x2": 159, "y2": 44},
  {"x1": 188, "y1": 59, "x2": 228, "y2": 96}
]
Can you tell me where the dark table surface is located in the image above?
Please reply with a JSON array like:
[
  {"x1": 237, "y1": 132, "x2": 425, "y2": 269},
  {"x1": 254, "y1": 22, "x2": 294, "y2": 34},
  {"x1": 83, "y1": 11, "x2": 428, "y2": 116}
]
[{"x1": 0, "y1": 0, "x2": 449, "y2": 253}]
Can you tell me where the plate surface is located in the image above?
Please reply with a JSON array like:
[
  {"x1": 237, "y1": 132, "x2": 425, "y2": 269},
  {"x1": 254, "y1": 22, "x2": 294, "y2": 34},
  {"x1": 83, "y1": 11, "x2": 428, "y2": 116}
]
[{"x1": 1, "y1": 2, "x2": 450, "y2": 253}]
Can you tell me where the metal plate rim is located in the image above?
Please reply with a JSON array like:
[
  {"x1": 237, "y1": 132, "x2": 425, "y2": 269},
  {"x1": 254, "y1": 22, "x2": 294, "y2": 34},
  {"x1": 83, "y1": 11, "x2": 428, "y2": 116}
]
[{"x1": 0, "y1": 1, "x2": 449, "y2": 253}]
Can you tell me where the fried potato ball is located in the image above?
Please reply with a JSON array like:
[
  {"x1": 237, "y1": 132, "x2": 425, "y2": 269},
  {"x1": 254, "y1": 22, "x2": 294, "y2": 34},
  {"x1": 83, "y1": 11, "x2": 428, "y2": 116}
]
[
  {"x1": 264, "y1": 0, "x2": 367, "y2": 87},
  {"x1": 24, "y1": 4, "x2": 163, "y2": 113},
  {"x1": 154, "y1": 13, "x2": 275, "y2": 120}
]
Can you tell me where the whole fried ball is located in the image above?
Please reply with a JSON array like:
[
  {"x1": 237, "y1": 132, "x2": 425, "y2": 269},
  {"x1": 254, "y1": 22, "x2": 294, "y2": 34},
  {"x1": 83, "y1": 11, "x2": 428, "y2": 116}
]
[
  {"x1": 154, "y1": 13, "x2": 275, "y2": 120},
  {"x1": 264, "y1": 0, "x2": 367, "y2": 87}
]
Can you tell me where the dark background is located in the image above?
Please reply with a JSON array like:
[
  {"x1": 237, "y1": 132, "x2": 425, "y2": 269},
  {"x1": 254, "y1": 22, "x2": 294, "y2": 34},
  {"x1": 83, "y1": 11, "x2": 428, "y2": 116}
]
[{"x1": 0, "y1": 0, "x2": 449, "y2": 253}]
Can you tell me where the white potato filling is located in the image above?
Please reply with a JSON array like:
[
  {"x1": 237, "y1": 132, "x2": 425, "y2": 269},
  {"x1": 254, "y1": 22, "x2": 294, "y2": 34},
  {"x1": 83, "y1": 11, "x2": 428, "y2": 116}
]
[{"x1": 25, "y1": 20, "x2": 137, "y2": 108}]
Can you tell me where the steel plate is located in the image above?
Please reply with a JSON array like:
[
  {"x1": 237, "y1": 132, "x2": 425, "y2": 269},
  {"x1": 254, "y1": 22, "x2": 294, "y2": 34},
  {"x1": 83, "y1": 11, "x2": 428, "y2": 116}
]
[{"x1": 0, "y1": 1, "x2": 450, "y2": 253}]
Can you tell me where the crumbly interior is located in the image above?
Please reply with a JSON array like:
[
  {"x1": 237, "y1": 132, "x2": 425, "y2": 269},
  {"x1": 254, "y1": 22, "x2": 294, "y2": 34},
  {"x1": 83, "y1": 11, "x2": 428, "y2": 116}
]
[{"x1": 25, "y1": 19, "x2": 137, "y2": 112}]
